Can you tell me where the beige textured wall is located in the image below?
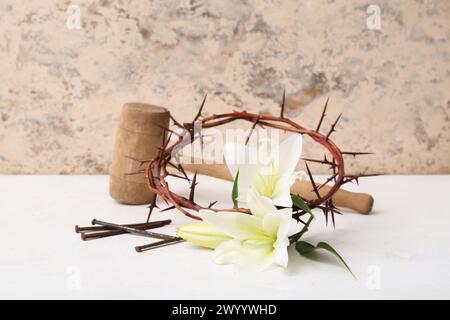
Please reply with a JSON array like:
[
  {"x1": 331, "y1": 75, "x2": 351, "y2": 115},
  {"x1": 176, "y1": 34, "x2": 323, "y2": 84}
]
[{"x1": 0, "y1": 0, "x2": 449, "y2": 174}]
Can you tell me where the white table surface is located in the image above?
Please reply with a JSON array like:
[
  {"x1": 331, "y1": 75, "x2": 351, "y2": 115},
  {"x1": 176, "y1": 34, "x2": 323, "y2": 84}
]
[{"x1": 0, "y1": 174, "x2": 449, "y2": 300}]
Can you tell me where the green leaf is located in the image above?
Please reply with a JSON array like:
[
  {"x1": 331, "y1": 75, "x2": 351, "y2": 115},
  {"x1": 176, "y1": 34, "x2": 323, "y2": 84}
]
[
  {"x1": 295, "y1": 240, "x2": 356, "y2": 279},
  {"x1": 232, "y1": 170, "x2": 239, "y2": 209},
  {"x1": 291, "y1": 194, "x2": 312, "y2": 215},
  {"x1": 288, "y1": 195, "x2": 314, "y2": 243},
  {"x1": 295, "y1": 241, "x2": 316, "y2": 255},
  {"x1": 316, "y1": 242, "x2": 355, "y2": 278}
]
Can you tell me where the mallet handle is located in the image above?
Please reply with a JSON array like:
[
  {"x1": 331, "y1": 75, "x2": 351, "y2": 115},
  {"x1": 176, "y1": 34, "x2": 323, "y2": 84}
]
[{"x1": 180, "y1": 163, "x2": 373, "y2": 214}]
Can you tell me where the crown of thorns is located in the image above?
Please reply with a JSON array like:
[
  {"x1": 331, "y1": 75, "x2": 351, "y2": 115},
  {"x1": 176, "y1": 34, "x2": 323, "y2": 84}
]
[{"x1": 130, "y1": 93, "x2": 377, "y2": 226}]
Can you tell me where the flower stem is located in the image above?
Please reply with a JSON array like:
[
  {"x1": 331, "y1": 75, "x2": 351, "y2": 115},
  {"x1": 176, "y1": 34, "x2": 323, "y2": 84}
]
[{"x1": 289, "y1": 212, "x2": 314, "y2": 244}]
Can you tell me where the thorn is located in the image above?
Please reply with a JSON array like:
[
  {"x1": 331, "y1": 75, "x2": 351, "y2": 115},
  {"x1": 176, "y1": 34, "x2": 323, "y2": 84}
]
[
  {"x1": 301, "y1": 156, "x2": 336, "y2": 167},
  {"x1": 160, "y1": 205, "x2": 175, "y2": 213},
  {"x1": 326, "y1": 113, "x2": 342, "y2": 140},
  {"x1": 326, "y1": 199, "x2": 342, "y2": 228},
  {"x1": 294, "y1": 215, "x2": 307, "y2": 225},
  {"x1": 280, "y1": 90, "x2": 286, "y2": 118},
  {"x1": 147, "y1": 203, "x2": 159, "y2": 210},
  {"x1": 189, "y1": 124, "x2": 201, "y2": 144},
  {"x1": 332, "y1": 158, "x2": 337, "y2": 182},
  {"x1": 342, "y1": 151, "x2": 374, "y2": 157},
  {"x1": 167, "y1": 161, "x2": 179, "y2": 170},
  {"x1": 146, "y1": 197, "x2": 159, "y2": 223},
  {"x1": 189, "y1": 171, "x2": 198, "y2": 202},
  {"x1": 208, "y1": 200, "x2": 218, "y2": 208},
  {"x1": 292, "y1": 210, "x2": 308, "y2": 224},
  {"x1": 193, "y1": 94, "x2": 207, "y2": 122},
  {"x1": 124, "y1": 169, "x2": 145, "y2": 176},
  {"x1": 331, "y1": 208, "x2": 335, "y2": 227},
  {"x1": 323, "y1": 205, "x2": 329, "y2": 226},
  {"x1": 178, "y1": 163, "x2": 190, "y2": 183},
  {"x1": 162, "y1": 132, "x2": 173, "y2": 150},
  {"x1": 156, "y1": 123, "x2": 182, "y2": 137},
  {"x1": 155, "y1": 132, "x2": 172, "y2": 171},
  {"x1": 317, "y1": 172, "x2": 339, "y2": 190},
  {"x1": 305, "y1": 162, "x2": 321, "y2": 199},
  {"x1": 171, "y1": 151, "x2": 181, "y2": 167},
  {"x1": 124, "y1": 155, "x2": 151, "y2": 167},
  {"x1": 315, "y1": 96, "x2": 329, "y2": 132},
  {"x1": 168, "y1": 173, "x2": 189, "y2": 181},
  {"x1": 156, "y1": 145, "x2": 165, "y2": 171},
  {"x1": 245, "y1": 116, "x2": 260, "y2": 145},
  {"x1": 342, "y1": 173, "x2": 382, "y2": 185},
  {"x1": 170, "y1": 115, "x2": 184, "y2": 129}
]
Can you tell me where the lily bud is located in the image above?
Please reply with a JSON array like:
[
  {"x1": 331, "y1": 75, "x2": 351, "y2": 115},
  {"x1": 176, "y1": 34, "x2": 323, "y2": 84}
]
[{"x1": 176, "y1": 223, "x2": 231, "y2": 249}]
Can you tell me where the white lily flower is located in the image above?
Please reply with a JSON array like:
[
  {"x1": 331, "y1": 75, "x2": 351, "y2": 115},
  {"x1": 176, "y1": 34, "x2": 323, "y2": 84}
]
[
  {"x1": 177, "y1": 190, "x2": 292, "y2": 271},
  {"x1": 224, "y1": 134, "x2": 302, "y2": 208},
  {"x1": 176, "y1": 223, "x2": 232, "y2": 249}
]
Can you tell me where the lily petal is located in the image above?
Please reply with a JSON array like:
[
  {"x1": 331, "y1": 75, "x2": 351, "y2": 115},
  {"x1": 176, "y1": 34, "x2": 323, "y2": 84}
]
[
  {"x1": 215, "y1": 242, "x2": 281, "y2": 272},
  {"x1": 236, "y1": 240, "x2": 278, "y2": 272},
  {"x1": 247, "y1": 188, "x2": 277, "y2": 218},
  {"x1": 199, "y1": 210, "x2": 264, "y2": 239},
  {"x1": 213, "y1": 239, "x2": 242, "y2": 265},
  {"x1": 262, "y1": 213, "x2": 282, "y2": 237},
  {"x1": 224, "y1": 142, "x2": 259, "y2": 201},
  {"x1": 273, "y1": 242, "x2": 289, "y2": 269},
  {"x1": 177, "y1": 223, "x2": 231, "y2": 249},
  {"x1": 278, "y1": 134, "x2": 302, "y2": 179},
  {"x1": 271, "y1": 176, "x2": 294, "y2": 207},
  {"x1": 223, "y1": 142, "x2": 244, "y2": 179},
  {"x1": 267, "y1": 212, "x2": 291, "y2": 269}
]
